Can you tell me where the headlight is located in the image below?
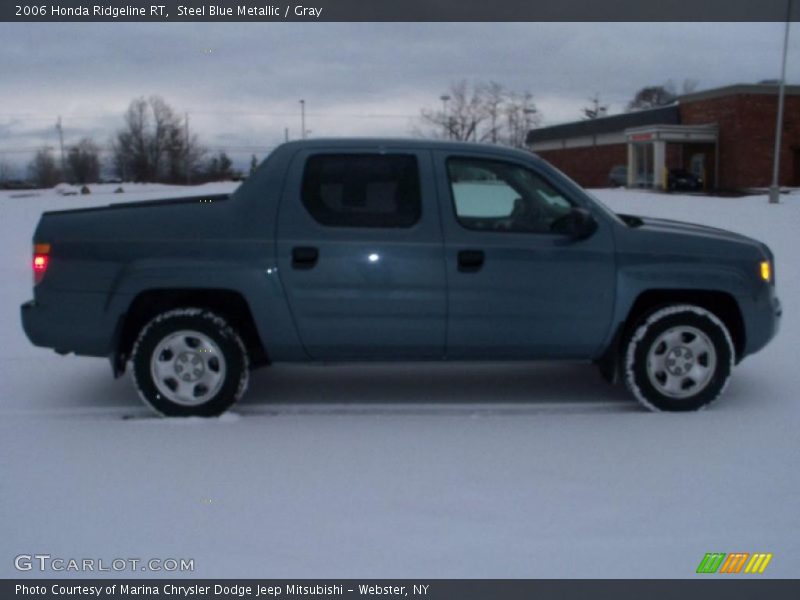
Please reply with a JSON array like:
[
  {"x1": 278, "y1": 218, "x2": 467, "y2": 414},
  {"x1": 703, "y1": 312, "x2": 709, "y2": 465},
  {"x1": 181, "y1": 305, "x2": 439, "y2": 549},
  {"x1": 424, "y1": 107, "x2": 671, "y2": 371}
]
[{"x1": 760, "y1": 260, "x2": 771, "y2": 282}]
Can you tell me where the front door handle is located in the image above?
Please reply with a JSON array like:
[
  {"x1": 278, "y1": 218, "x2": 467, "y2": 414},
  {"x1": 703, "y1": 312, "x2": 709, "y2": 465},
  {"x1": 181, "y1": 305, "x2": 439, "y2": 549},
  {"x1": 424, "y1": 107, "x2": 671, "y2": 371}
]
[
  {"x1": 458, "y1": 249, "x2": 485, "y2": 273},
  {"x1": 292, "y1": 246, "x2": 319, "y2": 269}
]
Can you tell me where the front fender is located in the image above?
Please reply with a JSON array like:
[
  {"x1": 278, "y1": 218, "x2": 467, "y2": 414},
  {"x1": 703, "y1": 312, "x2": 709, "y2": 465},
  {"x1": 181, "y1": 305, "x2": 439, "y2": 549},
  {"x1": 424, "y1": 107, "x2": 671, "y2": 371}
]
[{"x1": 612, "y1": 261, "x2": 753, "y2": 327}]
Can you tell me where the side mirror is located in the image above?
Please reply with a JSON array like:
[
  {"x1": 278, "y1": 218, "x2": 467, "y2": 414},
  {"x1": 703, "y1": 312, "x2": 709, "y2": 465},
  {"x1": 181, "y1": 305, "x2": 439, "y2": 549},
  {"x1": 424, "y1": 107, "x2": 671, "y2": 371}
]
[
  {"x1": 572, "y1": 207, "x2": 598, "y2": 239},
  {"x1": 555, "y1": 207, "x2": 598, "y2": 240}
]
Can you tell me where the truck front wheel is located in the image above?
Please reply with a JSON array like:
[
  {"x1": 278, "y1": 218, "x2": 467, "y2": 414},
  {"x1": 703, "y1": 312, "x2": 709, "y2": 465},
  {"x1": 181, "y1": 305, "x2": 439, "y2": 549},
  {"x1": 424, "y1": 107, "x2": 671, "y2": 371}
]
[
  {"x1": 131, "y1": 308, "x2": 249, "y2": 417},
  {"x1": 624, "y1": 305, "x2": 735, "y2": 411}
]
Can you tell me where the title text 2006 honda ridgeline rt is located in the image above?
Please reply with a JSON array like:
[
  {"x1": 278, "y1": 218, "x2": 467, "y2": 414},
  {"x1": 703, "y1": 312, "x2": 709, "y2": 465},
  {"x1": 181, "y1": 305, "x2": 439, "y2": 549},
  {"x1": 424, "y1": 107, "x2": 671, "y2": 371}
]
[{"x1": 20, "y1": 139, "x2": 781, "y2": 416}]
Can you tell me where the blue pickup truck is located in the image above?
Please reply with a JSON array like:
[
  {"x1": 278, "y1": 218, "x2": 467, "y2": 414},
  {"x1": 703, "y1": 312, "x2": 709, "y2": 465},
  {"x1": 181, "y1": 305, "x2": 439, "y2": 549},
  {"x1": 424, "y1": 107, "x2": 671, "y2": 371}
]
[{"x1": 21, "y1": 139, "x2": 781, "y2": 416}]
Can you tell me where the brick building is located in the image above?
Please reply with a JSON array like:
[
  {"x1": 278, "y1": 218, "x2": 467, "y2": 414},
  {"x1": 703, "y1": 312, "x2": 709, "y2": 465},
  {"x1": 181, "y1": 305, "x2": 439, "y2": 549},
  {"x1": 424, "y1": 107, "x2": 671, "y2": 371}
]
[{"x1": 526, "y1": 83, "x2": 800, "y2": 191}]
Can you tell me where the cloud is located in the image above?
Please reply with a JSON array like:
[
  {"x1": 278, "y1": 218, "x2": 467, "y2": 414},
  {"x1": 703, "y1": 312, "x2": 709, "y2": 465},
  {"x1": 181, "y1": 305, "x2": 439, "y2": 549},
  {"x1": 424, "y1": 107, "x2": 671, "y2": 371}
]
[{"x1": 0, "y1": 22, "x2": 796, "y2": 168}]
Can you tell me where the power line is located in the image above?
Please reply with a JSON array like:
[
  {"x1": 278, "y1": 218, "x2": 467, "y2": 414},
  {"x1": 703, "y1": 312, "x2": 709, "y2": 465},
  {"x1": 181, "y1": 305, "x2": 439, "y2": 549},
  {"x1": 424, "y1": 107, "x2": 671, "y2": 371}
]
[
  {"x1": 0, "y1": 144, "x2": 279, "y2": 154},
  {"x1": 0, "y1": 149, "x2": 269, "y2": 156},
  {"x1": 0, "y1": 103, "x2": 420, "y2": 164},
  {"x1": 0, "y1": 110, "x2": 418, "y2": 120}
]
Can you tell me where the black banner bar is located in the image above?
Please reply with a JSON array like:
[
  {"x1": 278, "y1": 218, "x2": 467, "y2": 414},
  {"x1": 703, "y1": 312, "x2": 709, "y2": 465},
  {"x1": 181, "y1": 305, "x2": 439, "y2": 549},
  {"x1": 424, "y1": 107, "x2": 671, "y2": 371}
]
[
  {"x1": 3, "y1": 580, "x2": 800, "y2": 600},
  {"x1": 1, "y1": 0, "x2": 799, "y2": 22}
]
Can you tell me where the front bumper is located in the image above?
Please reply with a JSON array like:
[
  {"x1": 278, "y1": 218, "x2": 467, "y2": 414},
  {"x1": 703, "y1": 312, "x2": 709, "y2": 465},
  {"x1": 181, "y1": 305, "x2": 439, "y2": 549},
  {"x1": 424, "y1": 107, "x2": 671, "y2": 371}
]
[
  {"x1": 770, "y1": 294, "x2": 782, "y2": 339},
  {"x1": 741, "y1": 290, "x2": 781, "y2": 359}
]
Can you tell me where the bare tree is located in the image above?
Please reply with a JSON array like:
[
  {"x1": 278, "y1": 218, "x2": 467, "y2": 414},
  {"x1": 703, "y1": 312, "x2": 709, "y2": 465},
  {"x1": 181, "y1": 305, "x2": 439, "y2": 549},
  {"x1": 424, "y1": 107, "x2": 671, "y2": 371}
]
[
  {"x1": 28, "y1": 147, "x2": 61, "y2": 188},
  {"x1": 0, "y1": 160, "x2": 14, "y2": 184},
  {"x1": 149, "y1": 96, "x2": 179, "y2": 180},
  {"x1": 429, "y1": 80, "x2": 487, "y2": 142},
  {"x1": 627, "y1": 78, "x2": 699, "y2": 112},
  {"x1": 626, "y1": 82, "x2": 680, "y2": 112},
  {"x1": 504, "y1": 91, "x2": 539, "y2": 148},
  {"x1": 112, "y1": 98, "x2": 149, "y2": 181},
  {"x1": 67, "y1": 138, "x2": 100, "y2": 184},
  {"x1": 417, "y1": 80, "x2": 540, "y2": 149},
  {"x1": 203, "y1": 151, "x2": 235, "y2": 182},
  {"x1": 112, "y1": 96, "x2": 205, "y2": 183},
  {"x1": 483, "y1": 81, "x2": 506, "y2": 144},
  {"x1": 681, "y1": 78, "x2": 700, "y2": 94},
  {"x1": 582, "y1": 93, "x2": 609, "y2": 119},
  {"x1": 164, "y1": 120, "x2": 205, "y2": 184}
]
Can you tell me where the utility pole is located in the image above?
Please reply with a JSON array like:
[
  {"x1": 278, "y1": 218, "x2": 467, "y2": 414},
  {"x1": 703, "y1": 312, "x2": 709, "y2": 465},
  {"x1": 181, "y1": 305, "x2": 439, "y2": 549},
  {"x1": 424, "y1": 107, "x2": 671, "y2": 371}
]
[
  {"x1": 440, "y1": 94, "x2": 450, "y2": 139},
  {"x1": 285, "y1": 127, "x2": 289, "y2": 142},
  {"x1": 769, "y1": 0, "x2": 793, "y2": 204},
  {"x1": 185, "y1": 112, "x2": 191, "y2": 185},
  {"x1": 55, "y1": 116, "x2": 65, "y2": 180},
  {"x1": 299, "y1": 99, "x2": 306, "y2": 139}
]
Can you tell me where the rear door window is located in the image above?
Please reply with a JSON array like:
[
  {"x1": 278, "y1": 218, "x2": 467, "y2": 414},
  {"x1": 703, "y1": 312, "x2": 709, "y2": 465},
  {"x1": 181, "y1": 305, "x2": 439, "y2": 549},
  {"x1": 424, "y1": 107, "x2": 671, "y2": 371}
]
[{"x1": 301, "y1": 154, "x2": 421, "y2": 228}]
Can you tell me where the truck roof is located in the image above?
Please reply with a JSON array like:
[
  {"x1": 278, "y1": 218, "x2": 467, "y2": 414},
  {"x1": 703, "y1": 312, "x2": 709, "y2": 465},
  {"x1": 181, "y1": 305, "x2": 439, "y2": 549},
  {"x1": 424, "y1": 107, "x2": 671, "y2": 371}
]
[{"x1": 275, "y1": 137, "x2": 539, "y2": 161}]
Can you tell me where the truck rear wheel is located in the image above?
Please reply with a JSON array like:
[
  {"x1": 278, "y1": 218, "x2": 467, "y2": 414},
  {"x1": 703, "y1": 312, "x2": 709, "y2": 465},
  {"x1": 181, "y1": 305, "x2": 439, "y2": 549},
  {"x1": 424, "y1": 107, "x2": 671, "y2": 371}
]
[
  {"x1": 624, "y1": 305, "x2": 734, "y2": 411},
  {"x1": 131, "y1": 308, "x2": 249, "y2": 417}
]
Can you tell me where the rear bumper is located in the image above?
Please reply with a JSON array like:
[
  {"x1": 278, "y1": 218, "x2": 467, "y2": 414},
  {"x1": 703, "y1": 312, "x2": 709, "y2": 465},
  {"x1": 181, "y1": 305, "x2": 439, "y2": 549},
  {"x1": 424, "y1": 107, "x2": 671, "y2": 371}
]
[
  {"x1": 20, "y1": 300, "x2": 53, "y2": 349},
  {"x1": 20, "y1": 294, "x2": 120, "y2": 357}
]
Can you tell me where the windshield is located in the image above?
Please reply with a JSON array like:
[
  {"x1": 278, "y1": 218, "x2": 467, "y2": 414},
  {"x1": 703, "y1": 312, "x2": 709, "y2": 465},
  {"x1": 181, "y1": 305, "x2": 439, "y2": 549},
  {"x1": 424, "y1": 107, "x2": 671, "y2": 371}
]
[{"x1": 538, "y1": 160, "x2": 625, "y2": 225}]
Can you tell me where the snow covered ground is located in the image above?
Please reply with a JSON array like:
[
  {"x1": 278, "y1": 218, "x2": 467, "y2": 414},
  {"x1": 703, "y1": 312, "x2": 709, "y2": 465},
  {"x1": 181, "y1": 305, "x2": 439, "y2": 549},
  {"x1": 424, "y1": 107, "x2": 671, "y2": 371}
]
[{"x1": 0, "y1": 183, "x2": 797, "y2": 578}]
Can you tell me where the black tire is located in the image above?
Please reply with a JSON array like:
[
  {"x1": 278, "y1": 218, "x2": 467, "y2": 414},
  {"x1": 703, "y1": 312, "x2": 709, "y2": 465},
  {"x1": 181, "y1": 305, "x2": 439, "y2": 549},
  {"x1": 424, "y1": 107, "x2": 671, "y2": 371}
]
[
  {"x1": 624, "y1": 305, "x2": 734, "y2": 412},
  {"x1": 131, "y1": 308, "x2": 249, "y2": 417}
]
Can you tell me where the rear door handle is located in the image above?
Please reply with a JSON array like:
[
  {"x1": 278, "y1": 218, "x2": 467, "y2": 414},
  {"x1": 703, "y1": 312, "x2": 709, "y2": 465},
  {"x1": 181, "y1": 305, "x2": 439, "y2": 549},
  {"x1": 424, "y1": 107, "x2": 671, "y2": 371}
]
[
  {"x1": 458, "y1": 249, "x2": 485, "y2": 273},
  {"x1": 292, "y1": 246, "x2": 319, "y2": 269}
]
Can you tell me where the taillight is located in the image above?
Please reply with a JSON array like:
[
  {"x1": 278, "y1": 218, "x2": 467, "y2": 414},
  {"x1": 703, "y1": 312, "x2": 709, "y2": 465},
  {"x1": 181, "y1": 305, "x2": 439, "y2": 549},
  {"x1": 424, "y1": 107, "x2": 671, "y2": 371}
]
[{"x1": 33, "y1": 243, "x2": 50, "y2": 285}]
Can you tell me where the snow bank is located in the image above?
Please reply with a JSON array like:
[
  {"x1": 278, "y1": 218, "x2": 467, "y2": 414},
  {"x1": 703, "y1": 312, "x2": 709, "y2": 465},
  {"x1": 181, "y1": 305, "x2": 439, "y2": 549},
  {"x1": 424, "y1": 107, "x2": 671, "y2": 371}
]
[{"x1": 0, "y1": 185, "x2": 797, "y2": 578}]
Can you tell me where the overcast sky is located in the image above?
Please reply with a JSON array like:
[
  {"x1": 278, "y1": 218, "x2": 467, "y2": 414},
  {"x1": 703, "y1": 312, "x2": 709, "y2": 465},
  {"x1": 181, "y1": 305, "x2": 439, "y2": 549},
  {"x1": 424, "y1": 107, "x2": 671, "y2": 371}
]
[{"x1": 1, "y1": 22, "x2": 798, "y2": 171}]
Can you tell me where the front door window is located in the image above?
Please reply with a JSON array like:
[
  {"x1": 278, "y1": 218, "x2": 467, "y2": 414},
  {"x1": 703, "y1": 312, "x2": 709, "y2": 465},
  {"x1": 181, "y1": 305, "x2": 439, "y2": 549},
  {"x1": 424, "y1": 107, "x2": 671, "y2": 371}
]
[{"x1": 446, "y1": 158, "x2": 572, "y2": 234}]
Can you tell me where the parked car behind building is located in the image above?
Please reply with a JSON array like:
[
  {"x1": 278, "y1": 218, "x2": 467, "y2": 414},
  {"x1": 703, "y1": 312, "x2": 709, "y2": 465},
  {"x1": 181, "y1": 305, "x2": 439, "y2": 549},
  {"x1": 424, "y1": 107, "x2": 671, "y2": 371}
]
[
  {"x1": 668, "y1": 168, "x2": 704, "y2": 192},
  {"x1": 608, "y1": 165, "x2": 628, "y2": 187}
]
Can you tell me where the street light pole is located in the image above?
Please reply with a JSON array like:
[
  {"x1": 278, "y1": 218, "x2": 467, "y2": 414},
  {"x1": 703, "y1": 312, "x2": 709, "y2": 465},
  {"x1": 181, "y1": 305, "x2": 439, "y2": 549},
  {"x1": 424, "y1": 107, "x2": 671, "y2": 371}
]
[
  {"x1": 184, "y1": 112, "x2": 191, "y2": 185},
  {"x1": 769, "y1": 0, "x2": 793, "y2": 204},
  {"x1": 299, "y1": 99, "x2": 306, "y2": 139}
]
